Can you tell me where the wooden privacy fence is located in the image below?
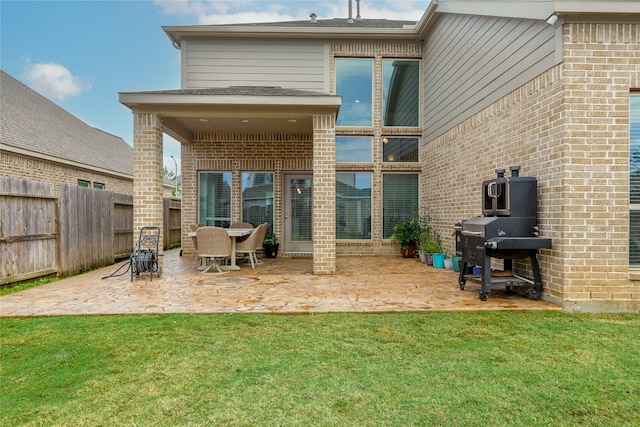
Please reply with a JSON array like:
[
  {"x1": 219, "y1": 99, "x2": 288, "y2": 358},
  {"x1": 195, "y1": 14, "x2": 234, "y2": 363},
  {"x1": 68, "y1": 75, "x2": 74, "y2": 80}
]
[
  {"x1": 1, "y1": 177, "x2": 181, "y2": 285},
  {"x1": 1, "y1": 178, "x2": 58, "y2": 284}
]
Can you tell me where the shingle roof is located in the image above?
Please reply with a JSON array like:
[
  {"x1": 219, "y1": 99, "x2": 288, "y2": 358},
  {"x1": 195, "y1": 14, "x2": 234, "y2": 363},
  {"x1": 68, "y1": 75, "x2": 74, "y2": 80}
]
[
  {"x1": 1, "y1": 70, "x2": 132, "y2": 177},
  {"x1": 222, "y1": 18, "x2": 417, "y2": 29},
  {"x1": 122, "y1": 86, "x2": 332, "y2": 97}
]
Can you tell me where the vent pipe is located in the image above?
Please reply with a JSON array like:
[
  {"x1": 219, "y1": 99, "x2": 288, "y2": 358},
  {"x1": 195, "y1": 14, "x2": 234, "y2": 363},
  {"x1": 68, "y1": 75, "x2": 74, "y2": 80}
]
[
  {"x1": 356, "y1": 0, "x2": 361, "y2": 20},
  {"x1": 310, "y1": 13, "x2": 317, "y2": 23},
  {"x1": 348, "y1": 0, "x2": 353, "y2": 23}
]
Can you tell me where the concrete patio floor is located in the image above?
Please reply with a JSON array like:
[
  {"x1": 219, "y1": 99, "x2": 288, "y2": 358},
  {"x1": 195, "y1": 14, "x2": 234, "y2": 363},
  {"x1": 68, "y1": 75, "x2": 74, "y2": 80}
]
[{"x1": 0, "y1": 249, "x2": 561, "y2": 317}]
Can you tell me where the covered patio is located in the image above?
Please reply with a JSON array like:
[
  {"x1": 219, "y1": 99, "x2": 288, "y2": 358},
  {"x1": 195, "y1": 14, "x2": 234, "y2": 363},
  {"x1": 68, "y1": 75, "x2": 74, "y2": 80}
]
[{"x1": 0, "y1": 250, "x2": 560, "y2": 317}]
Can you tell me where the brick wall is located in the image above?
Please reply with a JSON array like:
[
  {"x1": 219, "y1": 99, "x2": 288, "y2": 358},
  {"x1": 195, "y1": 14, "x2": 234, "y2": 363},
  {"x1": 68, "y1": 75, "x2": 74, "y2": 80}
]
[
  {"x1": 422, "y1": 22, "x2": 639, "y2": 311},
  {"x1": 331, "y1": 41, "x2": 423, "y2": 257},
  {"x1": 133, "y1": 113, "x2": 164, "y2": 253},
  {"x1": 1, "y1": 151, "x2": 133, "y2": 196}
]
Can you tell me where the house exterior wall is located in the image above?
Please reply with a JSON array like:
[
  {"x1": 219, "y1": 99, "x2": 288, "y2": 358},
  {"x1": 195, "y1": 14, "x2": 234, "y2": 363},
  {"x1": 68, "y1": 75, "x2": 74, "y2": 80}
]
[
  {"x1": 422, "y1": 21, "x2": 639, "y2": 312},
  {"x1": 1, "y1": 151, "x2": 133, "y2": 197},
  {"x1": 331, "y1": 40, "x2": 422, "y2": 257},
  {"x1": 180, "y1": 133, "x2": 314, "y2": 256},
  {"x1": 180, "y1": 40, "x2": 423, "y2": 259},
  {"x1": 182, "y1": 39, "x2": 329, "y2": 92},
  {"x1": 422, "y1": 14, "x2": 557, "y2": 141}
]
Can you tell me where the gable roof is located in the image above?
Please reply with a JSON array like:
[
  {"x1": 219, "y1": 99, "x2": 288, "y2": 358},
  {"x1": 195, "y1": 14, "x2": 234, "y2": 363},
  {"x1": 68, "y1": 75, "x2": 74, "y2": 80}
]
[{"x1": 1, "y1": 70, "x2": 133, "y2": 178}]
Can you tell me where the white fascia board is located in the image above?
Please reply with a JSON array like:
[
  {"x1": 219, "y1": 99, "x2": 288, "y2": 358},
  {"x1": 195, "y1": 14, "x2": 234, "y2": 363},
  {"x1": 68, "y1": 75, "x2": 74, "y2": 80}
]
[
  {"x1": 119, "y1": 93, "x2": 342, "y2": 109},
  {"x1": 436, "y1": 0, "x2": 639, "y2": 20},
  {"x1": 1, "y1": 144, "x2": 133, "y2": 180},
  {"x1": 554, "y1": 1, "x2": 640, "y2": 14},
  {"x1": 436, "y1": 1, "x2": 554, "y2": 20},
  {"x1": 163, "y1": 25, "x2": 418, "y2": 47}
]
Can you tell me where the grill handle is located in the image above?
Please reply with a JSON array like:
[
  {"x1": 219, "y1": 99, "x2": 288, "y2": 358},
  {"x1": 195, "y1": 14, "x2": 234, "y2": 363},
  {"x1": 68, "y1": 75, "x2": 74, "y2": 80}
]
[
  {"x1": 461, "y1": 230, "x2": 483, "y2": 236},
  {"x1": 487, "y1": 181, "x2": 502, "y2": 198}
]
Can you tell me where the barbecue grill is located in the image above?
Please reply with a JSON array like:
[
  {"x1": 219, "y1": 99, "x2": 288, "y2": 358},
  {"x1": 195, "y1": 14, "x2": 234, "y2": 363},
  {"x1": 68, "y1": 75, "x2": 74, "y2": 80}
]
[{"x1": 457, "y1": 166, "x2": 551, "y2": 301}]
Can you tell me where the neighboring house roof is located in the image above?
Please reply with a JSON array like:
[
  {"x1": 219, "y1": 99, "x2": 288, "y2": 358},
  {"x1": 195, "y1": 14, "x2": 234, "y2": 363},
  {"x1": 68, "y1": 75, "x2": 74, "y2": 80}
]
[{"x1": 0, "y1": 70, "x2": 133, "y2": 178}]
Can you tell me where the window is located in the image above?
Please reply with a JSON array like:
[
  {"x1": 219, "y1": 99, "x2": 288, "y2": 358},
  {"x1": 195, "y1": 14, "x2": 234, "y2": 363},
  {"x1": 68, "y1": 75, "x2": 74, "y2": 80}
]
[
  {"x1": 382, "y1": 173, "x2": 418, "y2": 239},
  {"x1": 382, "y1": 137, "x2": 419, "y2": 162},
  {"x1": 337, "y1": 173, "x2": 372, "y2": 240},
  {"x1": 93, "y1": 182, "x2": 104, "y2": 190},
  {"x1": 630, "y1": 94, "x2": 640, "y2": 266},
  {"x1": 335, "y1": 59, "x2": 373, "y2": 126},
  {"x1": 382, "y1": 60, "x2": 419, "y2": 127},
  {"x1": 78, "y1": 180, "x2": 90, "y2": 187},
  {"x1": 242, "y1": 172, "x2": 274, "y2": 234},
  {"x1": 199, "y1": 172, "x2": 232, "y2": 227},
  {"x1": 336, "y1": 136, "x2": 372, "y2": 163}
]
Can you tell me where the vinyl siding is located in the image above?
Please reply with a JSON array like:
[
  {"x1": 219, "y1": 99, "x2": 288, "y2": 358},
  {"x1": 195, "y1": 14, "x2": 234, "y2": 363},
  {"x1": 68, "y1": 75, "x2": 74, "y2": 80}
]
[
  {"x1": 422, "y1": 14, "x2": 557, "y2": 141},
  {"x1": 183, "y1": 40, "x2": 329, "y2": 92}
]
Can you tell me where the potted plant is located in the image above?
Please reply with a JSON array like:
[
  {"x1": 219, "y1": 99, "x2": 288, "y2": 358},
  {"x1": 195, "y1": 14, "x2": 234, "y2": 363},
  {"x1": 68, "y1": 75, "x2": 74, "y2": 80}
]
[
  {"x1": 263, "y1": 233, "x2": 279, "y2": 258},
  {"x1": 391, "y1": 218, "x2": 422, "y2": 258}
]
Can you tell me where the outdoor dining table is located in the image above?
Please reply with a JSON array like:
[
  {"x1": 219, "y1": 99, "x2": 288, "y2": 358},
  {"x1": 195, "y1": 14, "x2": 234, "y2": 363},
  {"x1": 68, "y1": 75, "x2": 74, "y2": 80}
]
[{"x1": 189, "y1": 227, "x2": 254, "y2": 270}]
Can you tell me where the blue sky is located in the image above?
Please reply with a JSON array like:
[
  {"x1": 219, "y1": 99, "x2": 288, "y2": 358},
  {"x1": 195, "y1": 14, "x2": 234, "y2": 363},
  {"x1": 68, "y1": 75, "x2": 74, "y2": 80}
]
[{"x1": 1, "y1": 0, "x2": 425, "y2": 175}]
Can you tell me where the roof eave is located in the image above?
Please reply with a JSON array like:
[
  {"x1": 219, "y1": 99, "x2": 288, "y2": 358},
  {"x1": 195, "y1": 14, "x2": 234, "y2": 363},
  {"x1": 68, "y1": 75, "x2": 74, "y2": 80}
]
[
  {"x1": 163, "y1": 25, "x2": 419, "y2": 48},
  {"x1": 119, "y1": 92, "x2": 342, "y2": 110}
]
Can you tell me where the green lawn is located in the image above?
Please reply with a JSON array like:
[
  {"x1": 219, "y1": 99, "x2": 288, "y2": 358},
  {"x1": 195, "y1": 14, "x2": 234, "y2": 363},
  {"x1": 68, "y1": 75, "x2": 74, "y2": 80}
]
[{"x1": 1, "y1": 312, "x2": 638, "y2": 426}]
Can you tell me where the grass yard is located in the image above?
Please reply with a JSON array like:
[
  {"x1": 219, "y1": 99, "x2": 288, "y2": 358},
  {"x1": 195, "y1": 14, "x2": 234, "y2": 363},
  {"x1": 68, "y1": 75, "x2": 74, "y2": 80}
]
[{"x1": 1, "y1": 312, "x2": 639, "y2": 426}]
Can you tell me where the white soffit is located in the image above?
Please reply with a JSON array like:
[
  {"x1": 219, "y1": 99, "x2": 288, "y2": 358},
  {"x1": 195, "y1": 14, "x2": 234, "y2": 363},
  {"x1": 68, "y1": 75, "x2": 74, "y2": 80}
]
[{"x1": 436, "y1": 0, "x2": 639, "y2": 20}]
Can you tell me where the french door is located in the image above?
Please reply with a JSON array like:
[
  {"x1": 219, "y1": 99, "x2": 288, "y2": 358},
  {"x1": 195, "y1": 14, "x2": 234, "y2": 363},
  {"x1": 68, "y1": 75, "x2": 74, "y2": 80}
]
[{"x1": 283, "y1": 174, "x2": 313, "y2": 253}]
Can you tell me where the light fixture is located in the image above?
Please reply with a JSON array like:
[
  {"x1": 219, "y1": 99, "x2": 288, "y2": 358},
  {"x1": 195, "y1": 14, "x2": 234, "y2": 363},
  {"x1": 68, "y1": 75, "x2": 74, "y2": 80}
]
[
  {"x1": 546, "y1": 14, "x2": 558, "y2": 25},
  {"x1": 382, "y1": 137, "x2": 389, "y2": 144},
  {"x1": 198, "y1": 118, "x2": 208, "y2": 122},
  {"x1": 387, "y1": 154, "x2": 395, "y2": 161},
  {"x1": 242, "y1": 119, "x2": 249, "y2": 123},
  {"x1": 288, "y1": 119, "x2": 297, "y2": 123}
]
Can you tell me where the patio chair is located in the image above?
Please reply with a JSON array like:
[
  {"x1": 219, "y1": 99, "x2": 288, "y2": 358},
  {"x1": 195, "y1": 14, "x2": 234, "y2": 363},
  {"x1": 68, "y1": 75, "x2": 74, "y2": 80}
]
[
  {"x1": 235, "y1": 223, "x2": 268, "y2": 268},
  {"x1": 253, "y1": 222, "x2": 269, "y2": 265},
  {"x1": 229, "y1": 222, "x2": 253, "y2": 229},
  {"x1": 189, "y1": 223, "x2": 200, "y2": 268},
  {"x1": 230, "y1": 222, "x2": 254, "y2": 242},
  {"x1": 195, "y1": 226, "x2": 232, "y2": 275}
]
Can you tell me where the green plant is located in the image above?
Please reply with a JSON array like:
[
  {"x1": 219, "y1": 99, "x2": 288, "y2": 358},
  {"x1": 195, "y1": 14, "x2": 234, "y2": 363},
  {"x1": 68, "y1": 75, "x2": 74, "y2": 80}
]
[
  {"x1": 263, "y1": 233, "x2": 278, "y2": 245},
  {"x1": 391, "y1": 218, "x2": 422, "y2": 249}
]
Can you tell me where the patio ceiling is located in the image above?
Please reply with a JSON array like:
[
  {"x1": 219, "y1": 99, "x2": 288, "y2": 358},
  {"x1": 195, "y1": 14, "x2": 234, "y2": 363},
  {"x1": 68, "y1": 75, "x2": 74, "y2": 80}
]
[{"x1": 119, "y1": 88, "x2": 342, "y2": 144}]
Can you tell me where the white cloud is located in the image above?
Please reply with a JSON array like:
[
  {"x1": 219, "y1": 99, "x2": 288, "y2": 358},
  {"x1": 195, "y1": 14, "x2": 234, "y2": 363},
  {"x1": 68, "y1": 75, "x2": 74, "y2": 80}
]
[
  {"x1": 22, "y1": 62, "x2": 92, "y2": 101},
  {"x1": 153, "y1": 0, "x2": 425, "y2": 25}
]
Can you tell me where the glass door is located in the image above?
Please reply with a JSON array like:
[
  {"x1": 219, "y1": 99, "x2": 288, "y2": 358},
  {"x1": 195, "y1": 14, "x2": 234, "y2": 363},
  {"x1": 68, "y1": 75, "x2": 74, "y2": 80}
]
[{"x1": 284, "y1": 174, "x2": 313, "y2": 253}]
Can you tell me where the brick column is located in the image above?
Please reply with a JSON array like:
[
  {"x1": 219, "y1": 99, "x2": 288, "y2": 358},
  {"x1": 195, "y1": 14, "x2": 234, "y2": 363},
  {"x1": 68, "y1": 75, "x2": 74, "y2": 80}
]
[
  {"x1": 312, "y1": 114, "x2": 336, "y2": 274},
  {"x1": 133, "y1": 113, "x2": 164, "y2": 259}
]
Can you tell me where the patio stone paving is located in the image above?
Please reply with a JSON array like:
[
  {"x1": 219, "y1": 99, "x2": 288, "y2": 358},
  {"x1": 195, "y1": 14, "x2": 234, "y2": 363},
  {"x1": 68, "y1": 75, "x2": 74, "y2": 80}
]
[{"x1": 0, "y1": 249, "x2": 561, "y2": 317}]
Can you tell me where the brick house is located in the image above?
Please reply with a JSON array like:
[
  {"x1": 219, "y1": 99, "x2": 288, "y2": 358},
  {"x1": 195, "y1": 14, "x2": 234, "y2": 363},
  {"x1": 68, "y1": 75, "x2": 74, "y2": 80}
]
[
  {"x1": 120, "y1": 1, "x2": 639, "y2": 312},
  {"x1": 1, "y1": 70, "x2": 174, "y2": 197}
]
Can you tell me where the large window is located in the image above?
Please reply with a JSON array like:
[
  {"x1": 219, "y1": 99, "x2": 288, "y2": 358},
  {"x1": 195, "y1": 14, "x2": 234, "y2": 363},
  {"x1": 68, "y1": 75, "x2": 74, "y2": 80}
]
[
  {"x1": 199, "y1": 172, "x2": 232, "y2": 227},
  {"x1": 336, "y1": 136, "x2": 372, "y2": 162},
  {"x1": 382, "y1": 173, "x2": 419, "y2": 239},
  {"x1": 382, "y1": 137, "x2": 419, "y2": 162},
  {"x1": 337, "y1": 173, "x2": 372, "y2": 240},
  {"x1": 335, "y1": 59, "x2": 373, "y2": 126},
  {"x1": 242, "y1": 172, "x2": 274, "y2": 233},
  {"x1": 630, "y1": 94, "x2": 640, "y2": 266},
  {"x1": 382, "y1": 60, "x2": 419, "y2": 127}
]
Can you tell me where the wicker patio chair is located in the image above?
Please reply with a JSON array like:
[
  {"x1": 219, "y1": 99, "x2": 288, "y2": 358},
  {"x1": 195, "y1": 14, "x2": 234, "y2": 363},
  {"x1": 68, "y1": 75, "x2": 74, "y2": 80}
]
[
  {"x1": 229, "y1": 222, "x2": 253, "y2": 229},
  {"x1": 235, "y1": 223, "x2": 268, "y2": 268},
  {"x1": 195, "y1": 226, "x2": 232, "y2": 275},
  {"x1": 188, "y1": 223, "x2": 200, "y2": 268},
  {"x1": 253, "y1": 222, "x2": 269, "y2": 265}
]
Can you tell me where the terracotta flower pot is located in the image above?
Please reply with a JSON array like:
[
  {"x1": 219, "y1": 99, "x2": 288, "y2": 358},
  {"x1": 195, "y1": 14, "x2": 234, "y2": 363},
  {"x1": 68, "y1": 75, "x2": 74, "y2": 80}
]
[{"x1": 400, "y1": 243, "x2": 417, "y2": 258}]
